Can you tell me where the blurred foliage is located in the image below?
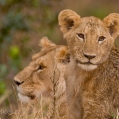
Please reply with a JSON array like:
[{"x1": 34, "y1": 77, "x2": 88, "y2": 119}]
[
  {"x1": 86, "y1": 7, "x2": 110, "y2": 19},
  {"x1": 0, "y1": 2, "x2": 29, "y2": 96},
  {"x1": 0, "y1": 64, "x2": 8, "y2": 80},
  {"x1": 0, "y1": 81, "x2": 6, "y2": 95},
  {"x1": 9, "y1": 46, "x2": 20, "y2": 60},
  {"x1": 0, "y1": 11, "x2": 29, "y2": 41}
]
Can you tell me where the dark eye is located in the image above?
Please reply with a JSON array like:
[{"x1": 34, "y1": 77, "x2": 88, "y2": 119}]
[
  {"x1": 37, "y1": 65, "x2": 43, "y2": 70},
  {"x1": 77, "y1": 33, "x2": 84, "y2": 39},
  {"x1": 98, "y1": 36, "x2": 105, "y2": 42},
  {"x1": 37, "y1": 64, "x2": 46, "y2": 71}
]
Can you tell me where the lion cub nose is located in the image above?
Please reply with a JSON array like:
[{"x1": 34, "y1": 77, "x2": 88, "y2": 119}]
[
  {"x1": 14, "y1": 81, "x2": 24, "y2": 86},
  {"x1": 83, "y1": 53, "x2": 96, "y2": 60},
  {"x1": 14, "y1": 77, "x2": 24, "y2": 86}
]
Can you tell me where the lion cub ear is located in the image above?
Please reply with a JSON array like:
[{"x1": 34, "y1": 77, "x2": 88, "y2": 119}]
[
  {"x1": 55, "y1": 46, "x2": 70, "y2": 64},
  {"x1": 103, "y1": 13, "x2": 119, "y2": 39},
  {"x1": 39, "y1": 37, "x2": 56, "y2": 48},
  {"x1": 58, "y1": 9, "x2": 80, "y2": 34}
]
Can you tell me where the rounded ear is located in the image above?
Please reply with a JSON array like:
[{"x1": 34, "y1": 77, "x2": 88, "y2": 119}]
[
  {"x1": 58, "y1": 9, "x2": 80, "y2": 34},
  {"x1": 103, "y1": 13, "x2": 119, "y2": 39},
  {"x1": 55, "y1": 46, "x2": 70, "y2": 64},
  {"x1": 39, "y1": 37, "x2": 56, "y2": 48}
]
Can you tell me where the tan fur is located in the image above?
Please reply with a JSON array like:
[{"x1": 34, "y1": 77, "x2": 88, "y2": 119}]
[
  {"x1": 58, "y1": 9, "x2": 119, "y2": 119},
  {"x1": 14, "y1": 37, "x2": 68, "y2": 118},
  {"x1": 39, "y1": 36, "x2": 56, "y2": 48}
]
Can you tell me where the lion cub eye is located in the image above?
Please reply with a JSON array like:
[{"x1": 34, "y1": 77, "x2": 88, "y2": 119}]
[
  {"x1": 76, "y1": 33, "x2": 84, "y2": 41},
  {"x1": 98, "y1": 36, "x2": 105, "y2": 42},
  {"x1": 37, "y1": 63, "x2": 46, "y2": 71},
  {"x1": 37, "y1": 65, "x2": 43, "y2": 70}
]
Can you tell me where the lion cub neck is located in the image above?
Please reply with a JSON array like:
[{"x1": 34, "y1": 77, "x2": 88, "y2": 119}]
[
  {"x1": 65, "y1": 56, "x2": 106, "y2": 90},
  {"x1": 65, "y1": 58, "x2": 93, "y2": 86}
]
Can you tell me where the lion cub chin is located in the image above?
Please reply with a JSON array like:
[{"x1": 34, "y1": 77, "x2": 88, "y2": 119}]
[
  {"x1": 77, "y1": 63, "x2": 97, "y2": 71},
  {"x1": 18, "y1": 93, "x2": 33, "y2": 103}
]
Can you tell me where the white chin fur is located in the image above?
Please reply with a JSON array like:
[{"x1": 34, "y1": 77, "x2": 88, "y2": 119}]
[
  {"x1": 18, "y1": 93, "x2": 30, "y2": 103},
  {"x1": 78, "y1": 63, "x2": 97, "y2": 71}
]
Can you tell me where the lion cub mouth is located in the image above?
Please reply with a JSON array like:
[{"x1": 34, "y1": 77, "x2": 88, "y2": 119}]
[
  {"x1": 75, "y1": 59, "x2": 97, "y2": 70},
  {"x1": 18, "y1": 92, "x2": 36, "y2": 103},
  {"x1": 75, "y1": 59, "x2": 94, "y2": 65}
]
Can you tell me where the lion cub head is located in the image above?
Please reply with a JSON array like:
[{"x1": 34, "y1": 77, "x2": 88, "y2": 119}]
[
  {"x1": 58, "y1": 9, "x2": 119, "y2": 70},
  {"x1": 14, "y1": 37, "x2": 68, "y2": 102}
]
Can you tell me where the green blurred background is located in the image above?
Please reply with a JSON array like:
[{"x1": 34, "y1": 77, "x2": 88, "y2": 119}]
[{"x1": 0, "y1": 0, "x2": 119, "y2": 118}]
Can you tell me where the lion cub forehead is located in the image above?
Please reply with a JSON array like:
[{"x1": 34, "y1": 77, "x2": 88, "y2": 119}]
[
  {"x1": 81, "y1": 16, "x2": 104, "y2": 26},
  {"x1": 83, "y1": 16, "x2": 101, "y2": 21},
  {"x1": 78, "y1": 16, "x2": 107, "y2": 34}
]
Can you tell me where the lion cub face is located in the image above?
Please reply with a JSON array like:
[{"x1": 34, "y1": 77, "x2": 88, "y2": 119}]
[
  {"x1": 59, "y1": 10, "x2": 119, "y2": 70},
  {"x1": 14, "y1": 37, "x2": 68, "y2": 102}
]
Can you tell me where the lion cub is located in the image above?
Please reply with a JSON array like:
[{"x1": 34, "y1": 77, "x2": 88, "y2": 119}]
[
  {"x1": 59, "y1": 9, "x2": 119, "y2": 119},
  {"x1": 14, "y1": 37, "x2": 69, "y2": 118}
]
